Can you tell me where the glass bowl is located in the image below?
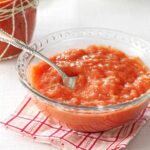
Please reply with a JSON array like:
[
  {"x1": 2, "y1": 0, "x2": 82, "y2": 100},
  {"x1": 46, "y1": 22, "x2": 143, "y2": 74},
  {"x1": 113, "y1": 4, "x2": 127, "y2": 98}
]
[{"x1": 16, "y1": 28, "x2": 150, "y2": 132}]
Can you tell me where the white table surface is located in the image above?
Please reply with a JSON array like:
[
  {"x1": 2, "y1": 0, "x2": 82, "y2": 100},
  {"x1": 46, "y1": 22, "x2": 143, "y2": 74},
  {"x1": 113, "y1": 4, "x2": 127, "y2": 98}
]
[{"x1": 0, "y1": 0, "x2": 150, "y2": 149}]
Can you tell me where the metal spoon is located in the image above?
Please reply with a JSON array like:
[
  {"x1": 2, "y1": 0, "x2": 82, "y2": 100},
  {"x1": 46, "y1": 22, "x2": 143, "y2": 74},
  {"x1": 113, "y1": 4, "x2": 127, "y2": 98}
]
[{"x1": 0, "y1": 29, "x2": 77, "y2": 89}]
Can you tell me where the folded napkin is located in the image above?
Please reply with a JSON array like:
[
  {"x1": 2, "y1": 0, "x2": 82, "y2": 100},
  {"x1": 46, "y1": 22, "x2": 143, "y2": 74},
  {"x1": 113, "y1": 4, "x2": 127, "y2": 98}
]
[{"x1": 0, "y1": 95, "x2": 150, "y2": 150}]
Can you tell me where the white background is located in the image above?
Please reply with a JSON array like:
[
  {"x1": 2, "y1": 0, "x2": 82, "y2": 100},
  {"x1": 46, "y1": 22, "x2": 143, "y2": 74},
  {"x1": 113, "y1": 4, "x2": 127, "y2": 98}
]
[{"x1": 0, "y1": 0, "x2": 150, "y2": 149}]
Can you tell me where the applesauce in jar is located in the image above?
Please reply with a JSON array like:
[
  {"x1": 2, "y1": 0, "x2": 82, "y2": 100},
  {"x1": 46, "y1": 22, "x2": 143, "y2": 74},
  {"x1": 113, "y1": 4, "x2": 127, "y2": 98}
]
[{"x1": 0, "y1": 0, "x2": 37, "y2": 61}]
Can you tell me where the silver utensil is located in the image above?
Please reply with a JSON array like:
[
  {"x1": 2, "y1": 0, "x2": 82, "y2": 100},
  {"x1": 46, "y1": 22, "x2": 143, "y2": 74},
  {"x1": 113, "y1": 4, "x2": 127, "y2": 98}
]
[{"x1": 0, "y1": 29, "x2": 77, "y2": 89}]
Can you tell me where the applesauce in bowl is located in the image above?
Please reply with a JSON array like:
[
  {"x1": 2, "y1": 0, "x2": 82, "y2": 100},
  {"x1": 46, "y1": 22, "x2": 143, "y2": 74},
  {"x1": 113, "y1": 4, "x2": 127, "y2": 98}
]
[{"x1": 16, "y1": 28, "x2": 150, "y2": 132}]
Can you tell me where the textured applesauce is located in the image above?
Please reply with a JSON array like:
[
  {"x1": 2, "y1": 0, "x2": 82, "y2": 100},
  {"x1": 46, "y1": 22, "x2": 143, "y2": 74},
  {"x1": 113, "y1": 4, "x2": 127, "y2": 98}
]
[{"x1": 31, "y1": 45, "x2": 150, "y2": 106}]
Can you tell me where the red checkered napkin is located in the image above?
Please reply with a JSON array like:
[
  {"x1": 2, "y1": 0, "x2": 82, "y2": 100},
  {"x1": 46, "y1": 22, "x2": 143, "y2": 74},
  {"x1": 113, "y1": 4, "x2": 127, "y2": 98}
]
[{"x1": 0, "y1": 95, "x2": 150, "y2": 150}]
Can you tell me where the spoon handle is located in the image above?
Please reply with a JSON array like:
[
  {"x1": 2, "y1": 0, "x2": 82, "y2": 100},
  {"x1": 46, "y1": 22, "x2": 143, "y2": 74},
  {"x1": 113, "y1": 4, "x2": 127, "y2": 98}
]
[{"x1": 0, "y1": 28, "x2": 67, "y2": 78}]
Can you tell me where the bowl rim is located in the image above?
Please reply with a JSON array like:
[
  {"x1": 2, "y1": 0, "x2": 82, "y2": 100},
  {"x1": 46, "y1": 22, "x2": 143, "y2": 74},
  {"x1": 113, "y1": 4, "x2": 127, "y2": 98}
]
[{"x1": 16, "y1": 27, "x2": 150, "y2": 111}]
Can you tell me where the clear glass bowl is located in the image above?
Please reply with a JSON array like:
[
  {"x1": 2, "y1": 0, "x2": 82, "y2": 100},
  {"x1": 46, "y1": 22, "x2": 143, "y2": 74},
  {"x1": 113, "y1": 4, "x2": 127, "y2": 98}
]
[{"x1": 16, "y1": 28, "x2": 150, "y2": 132}]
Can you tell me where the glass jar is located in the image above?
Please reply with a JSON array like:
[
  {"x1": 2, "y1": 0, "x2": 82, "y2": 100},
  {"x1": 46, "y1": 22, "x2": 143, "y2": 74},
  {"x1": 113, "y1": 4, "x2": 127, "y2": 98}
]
[{"x1": 0, "y1": 0, "x2": 38, "y2": 61}]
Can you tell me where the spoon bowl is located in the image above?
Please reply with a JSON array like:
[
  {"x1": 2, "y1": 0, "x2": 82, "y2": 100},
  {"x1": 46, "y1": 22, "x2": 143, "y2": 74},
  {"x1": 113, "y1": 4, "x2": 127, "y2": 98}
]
[{"x1": 15, "y1": 28, "x2": 150, "y2": 132}]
